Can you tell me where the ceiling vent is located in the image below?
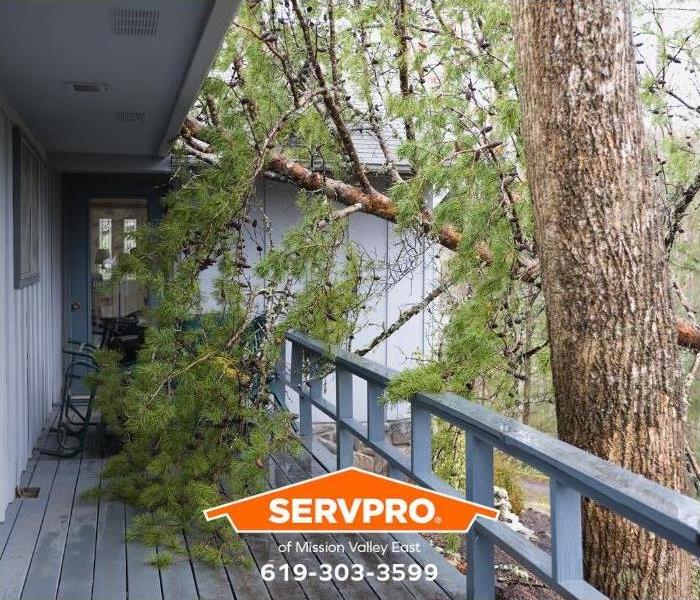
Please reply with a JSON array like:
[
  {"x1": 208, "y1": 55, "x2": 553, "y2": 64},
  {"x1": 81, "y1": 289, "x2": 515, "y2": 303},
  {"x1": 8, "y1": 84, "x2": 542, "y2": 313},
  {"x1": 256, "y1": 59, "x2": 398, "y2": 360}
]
[
  {"x1": 67, "y1": 82, "x2": 109, "y2": 93},
  {"x1": 115, "y1": 111, "x2": 146, "y2": 124},
  {"x1": 111, "y1": 8, "x2": 159, "y2": 37}
]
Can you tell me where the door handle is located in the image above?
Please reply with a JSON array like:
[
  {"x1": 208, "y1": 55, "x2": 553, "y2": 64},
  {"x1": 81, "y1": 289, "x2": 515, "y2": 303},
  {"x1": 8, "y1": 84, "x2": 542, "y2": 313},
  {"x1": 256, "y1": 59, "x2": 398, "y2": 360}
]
[{"x1": 71, "y1": 301, "x2": 81, "y2": 311}]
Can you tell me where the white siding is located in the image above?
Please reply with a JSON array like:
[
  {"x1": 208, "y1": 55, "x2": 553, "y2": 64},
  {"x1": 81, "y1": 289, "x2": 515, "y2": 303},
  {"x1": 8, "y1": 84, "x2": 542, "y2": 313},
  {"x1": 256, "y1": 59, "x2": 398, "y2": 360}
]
[
  {"x1": 0, "y1": 109, "x2": 62, "y2": 521},
  {"x1": 201, "y1": 178, "x2": 436, "y2": 423}
]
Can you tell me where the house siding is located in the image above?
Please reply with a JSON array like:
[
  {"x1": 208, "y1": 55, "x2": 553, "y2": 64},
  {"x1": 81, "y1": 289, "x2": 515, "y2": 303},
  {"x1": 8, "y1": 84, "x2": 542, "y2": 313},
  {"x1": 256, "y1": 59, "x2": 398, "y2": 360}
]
[
  {"x1": 201, "y1": 177, "x2": 438, "y2": 422},
  {"x1": 0, "y1": 109, "x2": 62, "y2": 520}
]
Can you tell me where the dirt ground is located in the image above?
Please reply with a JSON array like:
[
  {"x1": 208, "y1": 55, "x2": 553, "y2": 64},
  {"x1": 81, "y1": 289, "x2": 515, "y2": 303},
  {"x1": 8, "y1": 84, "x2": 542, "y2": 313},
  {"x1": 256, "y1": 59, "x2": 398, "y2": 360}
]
[
  {"x1": 493, "y1": 509, "x2": 558, "y2": 600},
  {"x1": 426, "y1": 508, "x2": 560, "y2": 600}
]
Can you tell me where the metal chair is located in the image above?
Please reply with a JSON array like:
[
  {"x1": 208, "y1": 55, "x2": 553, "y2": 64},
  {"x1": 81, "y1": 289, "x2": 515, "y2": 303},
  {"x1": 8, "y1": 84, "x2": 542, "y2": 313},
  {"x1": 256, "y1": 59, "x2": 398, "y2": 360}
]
[{"x1": 42, "y1": 359, "x2": 99, "y2": 457}]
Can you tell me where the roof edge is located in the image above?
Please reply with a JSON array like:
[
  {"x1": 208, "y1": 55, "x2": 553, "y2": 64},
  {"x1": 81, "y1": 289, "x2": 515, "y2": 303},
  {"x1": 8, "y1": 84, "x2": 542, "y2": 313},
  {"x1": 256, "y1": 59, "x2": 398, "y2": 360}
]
[
  {"x1": 49, "y1": 152, "x2": 172, "y2": 175},
  {"x1": 155, "y1": 0, "x2": 240, "y2": 157}
]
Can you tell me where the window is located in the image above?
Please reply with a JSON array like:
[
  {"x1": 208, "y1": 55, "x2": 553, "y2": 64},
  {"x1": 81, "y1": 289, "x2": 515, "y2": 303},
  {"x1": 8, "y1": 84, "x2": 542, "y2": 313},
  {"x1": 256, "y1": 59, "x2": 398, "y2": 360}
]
[
  {"x1": 97, "y1": 218, "x2": 113, "y2": 280},
  {"x1": 123, "y1": 218, "x2": 137, "y2": 254},
  {"x1": 13, "y1": 127, "x2": 40, "y2": 288}
]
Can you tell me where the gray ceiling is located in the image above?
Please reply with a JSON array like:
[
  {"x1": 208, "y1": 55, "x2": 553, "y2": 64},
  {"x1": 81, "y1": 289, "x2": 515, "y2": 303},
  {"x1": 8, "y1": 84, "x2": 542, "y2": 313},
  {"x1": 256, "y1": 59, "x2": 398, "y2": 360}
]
[{"x1": 0, "y1": 0, "x2": 223, "y2": 164}]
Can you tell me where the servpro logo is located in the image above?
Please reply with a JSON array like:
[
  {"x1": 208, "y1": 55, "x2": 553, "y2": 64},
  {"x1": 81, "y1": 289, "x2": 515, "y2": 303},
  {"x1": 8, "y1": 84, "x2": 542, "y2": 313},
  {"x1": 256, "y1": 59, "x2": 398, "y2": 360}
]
[{"x1": 203, "y1": 467, "x2": 498, "y2": 533}]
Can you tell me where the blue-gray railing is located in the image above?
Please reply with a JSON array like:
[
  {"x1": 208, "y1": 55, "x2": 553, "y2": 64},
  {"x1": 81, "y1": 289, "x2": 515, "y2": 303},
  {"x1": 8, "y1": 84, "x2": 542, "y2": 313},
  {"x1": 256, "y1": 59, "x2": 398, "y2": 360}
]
[{"x1": 272, "y1": 330, "x2": 700, "y2": 600}]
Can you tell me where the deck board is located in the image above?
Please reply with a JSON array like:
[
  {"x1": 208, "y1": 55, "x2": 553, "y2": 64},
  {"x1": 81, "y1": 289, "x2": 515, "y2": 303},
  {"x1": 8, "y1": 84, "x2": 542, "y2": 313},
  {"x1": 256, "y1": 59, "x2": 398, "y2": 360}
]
[
  {"x1": 0, "y1": 457, "x2": 60, "y2": 600},
  {"x1": 224, "y1": 537, "x2": 272, "y2": 600},
  {"x1": 245, "y1": 533, "x2": 307, "y2": 600},
  {"x1": 126, "y1": 505, "x2": 164, "y2": 600},
  {"x1": 0, "y1": 457, "x2": 36, "y2": 556},
  {"x1": 159, "y1": 533, "x2": 199, "y2": 600},
  {"x1": 273, "y1": 448, "x2": 465, "y2": 600},
  {"x1": 183, "y1": 530, "x2": 235, "y2": 600},
  {"x1": 270, "y1": 454, "x2": 418, "y2": 600},
  {"x1": 21, "y1": 455, "x2": 81, "y2": 600},
  {"x1": 266, "y1": 459, "x2": 382, "y2": 600},
  {"x1": 274, "y1": 531, "x2": 344, "y2": 600},
  {"x1": 56, "y1": 457, "x2": 102, "y2": 600},
  {"x1": 93, "y1": 490, "x2": 127, "y2": 600}
]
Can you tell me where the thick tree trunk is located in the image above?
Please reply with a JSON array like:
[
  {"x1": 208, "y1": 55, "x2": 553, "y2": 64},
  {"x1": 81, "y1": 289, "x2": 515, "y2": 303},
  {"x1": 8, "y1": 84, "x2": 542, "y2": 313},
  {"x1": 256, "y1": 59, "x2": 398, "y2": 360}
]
[{"x1": 512, "y1": 2, "x2": 690, "y2": 599}]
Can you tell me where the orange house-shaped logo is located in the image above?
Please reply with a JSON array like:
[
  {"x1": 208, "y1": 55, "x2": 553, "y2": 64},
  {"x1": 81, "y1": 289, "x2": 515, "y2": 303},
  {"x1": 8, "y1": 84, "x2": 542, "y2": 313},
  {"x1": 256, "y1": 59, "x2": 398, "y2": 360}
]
[{"x1": 203, "y1": 467, "x2": 499, "y2": 533}]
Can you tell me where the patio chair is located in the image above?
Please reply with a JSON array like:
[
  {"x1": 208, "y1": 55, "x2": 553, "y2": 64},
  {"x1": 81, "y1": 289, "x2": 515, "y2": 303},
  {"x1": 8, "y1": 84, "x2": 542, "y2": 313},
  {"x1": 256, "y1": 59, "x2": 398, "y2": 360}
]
[
  {"x1": 43, "y1": 319, "x2": 116, "y2": 457},
  {"x1": 42, "y1": 359, "x2": 99, "y2": 458}
]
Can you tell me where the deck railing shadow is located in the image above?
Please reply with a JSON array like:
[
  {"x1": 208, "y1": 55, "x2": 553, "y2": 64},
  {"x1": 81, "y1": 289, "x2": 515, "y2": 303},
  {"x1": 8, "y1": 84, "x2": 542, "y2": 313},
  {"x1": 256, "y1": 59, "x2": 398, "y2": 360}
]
[{"x1": 273, "y1": 330, "x2": 700, "y2": 600}]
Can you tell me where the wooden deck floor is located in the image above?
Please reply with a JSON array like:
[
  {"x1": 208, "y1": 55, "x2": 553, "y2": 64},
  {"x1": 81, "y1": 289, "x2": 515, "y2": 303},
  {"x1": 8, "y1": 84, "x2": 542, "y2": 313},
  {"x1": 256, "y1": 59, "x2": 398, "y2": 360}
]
[{"x1": 0, "y1": 413, "x2": 465, "y2": 600}]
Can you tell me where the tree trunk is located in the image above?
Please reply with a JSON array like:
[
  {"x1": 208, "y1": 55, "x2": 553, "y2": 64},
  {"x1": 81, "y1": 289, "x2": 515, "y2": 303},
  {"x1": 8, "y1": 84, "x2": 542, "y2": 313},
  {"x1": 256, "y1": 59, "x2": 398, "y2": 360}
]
[{"x1": 512, "y1": 2, "x2": 690, "y2": 599}]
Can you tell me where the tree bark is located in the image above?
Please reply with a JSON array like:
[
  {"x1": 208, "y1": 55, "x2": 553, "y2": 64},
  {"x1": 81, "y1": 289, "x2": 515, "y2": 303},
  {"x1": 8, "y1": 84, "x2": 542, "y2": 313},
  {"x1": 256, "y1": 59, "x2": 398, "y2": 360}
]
[
  {"x1": 512, "y1": 2, "x2": 690, "y2": 599},
  {"x1": 266, "y1": 152, "x2": 463, "y2": 249}
]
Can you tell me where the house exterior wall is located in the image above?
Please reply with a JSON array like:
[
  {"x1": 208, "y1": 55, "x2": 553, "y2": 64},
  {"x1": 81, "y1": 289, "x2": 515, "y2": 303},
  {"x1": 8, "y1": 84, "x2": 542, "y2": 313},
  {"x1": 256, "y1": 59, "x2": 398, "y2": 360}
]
[
  {"x1": 200, "y1": 177, "x2": 438, "y2": 422},
  {"x1": 0, "y1": 109, "x2": 63, "y2": 521}
]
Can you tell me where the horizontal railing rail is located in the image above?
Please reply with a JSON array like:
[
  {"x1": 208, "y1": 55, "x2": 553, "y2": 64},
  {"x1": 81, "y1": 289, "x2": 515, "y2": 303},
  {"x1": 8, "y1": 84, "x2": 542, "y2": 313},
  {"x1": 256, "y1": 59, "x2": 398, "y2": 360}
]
[{"x1": 273, "y1": 330, "x2": 700, "y2": 600}]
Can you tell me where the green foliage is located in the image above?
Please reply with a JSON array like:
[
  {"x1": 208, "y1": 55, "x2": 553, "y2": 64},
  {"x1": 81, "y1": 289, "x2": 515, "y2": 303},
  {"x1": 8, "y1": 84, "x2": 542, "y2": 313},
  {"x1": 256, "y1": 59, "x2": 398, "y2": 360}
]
[
  {"x1": 92, "y1": 117, "x2": 357, "y2": 566},
  {"x1": 494, "y1": 456, "x2": 525, "y2": 515},
  {"x1": 384, "y1": 364, "x2": 446, "y2": 402},
  {"x1": 148, "y1": 553, "x2": 173, "y2": 569}
]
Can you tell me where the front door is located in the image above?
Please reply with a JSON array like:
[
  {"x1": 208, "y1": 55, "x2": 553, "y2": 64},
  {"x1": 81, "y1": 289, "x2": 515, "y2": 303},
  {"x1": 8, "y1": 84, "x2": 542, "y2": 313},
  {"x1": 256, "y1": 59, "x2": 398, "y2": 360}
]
[{"x1": 63, "y1": 176, "x2": 166, "y2": 347}]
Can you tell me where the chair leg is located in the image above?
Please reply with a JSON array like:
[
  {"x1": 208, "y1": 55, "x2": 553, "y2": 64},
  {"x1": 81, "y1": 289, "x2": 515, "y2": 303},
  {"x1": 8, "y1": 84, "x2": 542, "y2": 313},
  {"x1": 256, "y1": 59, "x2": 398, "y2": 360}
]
[{"x1": 41, "y1": 423, "x2": 85, "y2": 458}]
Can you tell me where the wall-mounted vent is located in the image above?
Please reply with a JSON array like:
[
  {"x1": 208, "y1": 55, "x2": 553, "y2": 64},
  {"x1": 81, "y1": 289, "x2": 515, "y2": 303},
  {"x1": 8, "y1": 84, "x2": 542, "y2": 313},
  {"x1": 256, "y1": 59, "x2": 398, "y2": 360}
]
[
  {"x1": 67, "y1": 82, "x2": 109, "y2": 93},
  {"x1": 112, "y1": 8, "x2": 159, "y2": 37},
  {"x1": 115, "y1": 111, "x2": 146, "y2": 124}
]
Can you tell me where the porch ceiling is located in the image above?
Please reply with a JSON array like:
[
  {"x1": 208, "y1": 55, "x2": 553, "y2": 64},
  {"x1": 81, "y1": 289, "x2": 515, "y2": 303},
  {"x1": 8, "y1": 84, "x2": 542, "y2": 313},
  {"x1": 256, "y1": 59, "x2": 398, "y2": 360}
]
[{"x1": 0, "y1": 0, "x2": 238, "y2": 173}]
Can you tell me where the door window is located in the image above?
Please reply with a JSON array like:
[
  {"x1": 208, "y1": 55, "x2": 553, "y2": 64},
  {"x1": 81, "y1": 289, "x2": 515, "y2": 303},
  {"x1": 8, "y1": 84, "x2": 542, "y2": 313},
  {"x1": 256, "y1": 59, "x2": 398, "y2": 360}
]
[{"x1": 90, "y1": 199, "x2": 148, "y2": 325}]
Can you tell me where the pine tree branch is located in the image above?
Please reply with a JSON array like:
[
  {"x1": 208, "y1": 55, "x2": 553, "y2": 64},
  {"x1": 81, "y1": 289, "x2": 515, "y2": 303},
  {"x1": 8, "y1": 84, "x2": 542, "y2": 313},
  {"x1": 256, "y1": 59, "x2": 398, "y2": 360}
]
[
  {"x1": 354, "y1": 12, "x2": 404, "y2": 183},
  {"x1": 315, "y1": 203, "x2": 363, "y2": 229},
  {"x1": 326, "y1": 0, "x2": 342, "y2": 104},
  {"x1": 264, "y1": 153, "x2": 700, "y2": 352},
  {"x1": 183, "y1": 146, "x2": 219, "y2": 165},
  {"x1": 265, "y1": 151, "x2": 461, "y2": 249},
  {"x1": 289, "y1": 0, "x2": 376, "y2": 195},
  {"x1": 395, "y1": 0, "x2": 416, "y2": 143},
  {"x1": 685, "y1": 441, "x2": 700, "y2": 495},
  {"x1": 676, "y1": 316, "x2": 700, "y2": 351},
  {"x1": 233, "y1": 20, "x2": 302, "y2": 108}
]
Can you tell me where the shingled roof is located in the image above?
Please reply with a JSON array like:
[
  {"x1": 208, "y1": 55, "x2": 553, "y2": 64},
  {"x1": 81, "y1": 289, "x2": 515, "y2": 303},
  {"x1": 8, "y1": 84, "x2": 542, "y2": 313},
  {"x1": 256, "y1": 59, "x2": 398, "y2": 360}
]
[{"x1": 350, "y1": 128, "x2": 412, "y2": 173}]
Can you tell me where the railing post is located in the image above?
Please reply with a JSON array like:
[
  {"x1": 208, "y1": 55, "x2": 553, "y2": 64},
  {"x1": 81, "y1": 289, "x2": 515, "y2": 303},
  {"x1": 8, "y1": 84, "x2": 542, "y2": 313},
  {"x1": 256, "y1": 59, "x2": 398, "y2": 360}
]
[
  {"x1": 273, "y1": 339, "x2": 287, "y2": 408},
  {"x1": 411, "y1": 404, "x2": 432, "y2": 478},
  {"x1": 550, "y1": 478, "x2": 583, "y2": 583},
  {"x1": 366, "y1": 381, "x2": 385, "y2": 445},
  {"x1": 290, "y1": 342, "x2": 305, "y2": 433},
  {"x1": 298, "y1": 351, "x2": 316, "y2": 439},
  {"x1": 466, "y1": 431, "x2": 495, "y2": 600},
  {"x1": 336, "y1": 368, "x2": 353, "y2": 470}
]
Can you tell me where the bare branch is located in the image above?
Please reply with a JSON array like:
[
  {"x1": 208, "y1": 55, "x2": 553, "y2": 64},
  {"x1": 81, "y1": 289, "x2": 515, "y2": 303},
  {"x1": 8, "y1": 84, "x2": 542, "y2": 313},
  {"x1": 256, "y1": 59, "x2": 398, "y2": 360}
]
[
  {"x1": 666, "y1": 169, "x2": 700, "y2": 248},
  {"x1": 356, "y1": 281, "x2": 448, "y2": 356},
  {"x1": 316, "y1": 203, "x2": 364, "y2": 229}
]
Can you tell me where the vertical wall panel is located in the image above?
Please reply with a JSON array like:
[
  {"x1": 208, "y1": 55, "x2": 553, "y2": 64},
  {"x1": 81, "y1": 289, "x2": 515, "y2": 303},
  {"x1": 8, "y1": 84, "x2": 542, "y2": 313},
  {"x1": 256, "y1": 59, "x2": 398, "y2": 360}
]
[
  {"x1": 0, "y1": 108, "x2": 10, "y2": 520},
  {"x1": 0, "y1": 110, "x2": 62, "y2": 521}
]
